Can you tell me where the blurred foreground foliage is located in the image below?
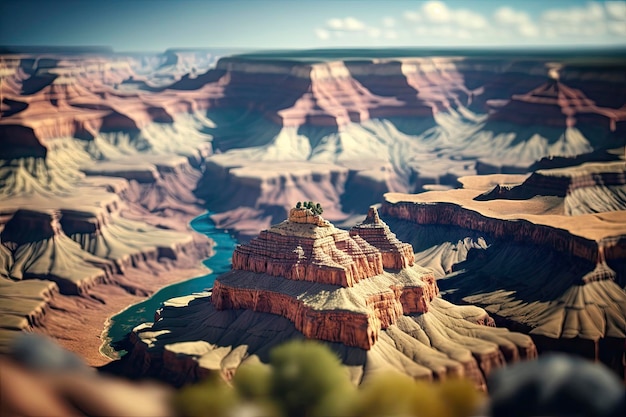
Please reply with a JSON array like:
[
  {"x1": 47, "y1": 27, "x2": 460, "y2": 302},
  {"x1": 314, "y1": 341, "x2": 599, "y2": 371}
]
[{"x1": 173, "y1": 340, "x2": 483, "y2": 417}]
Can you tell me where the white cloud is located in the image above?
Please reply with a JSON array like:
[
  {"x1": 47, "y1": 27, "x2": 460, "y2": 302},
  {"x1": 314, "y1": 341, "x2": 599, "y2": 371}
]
[
  {"x1": 422, "y1": 1, "x2": 451, "y2": 23},
  {"x1": 494, "y1": 7, "x2": 539, "y2": 38},
  {"x1": 540, "y1": 3, "x2": 609, "y2": 38},
  {"x1": 314, "y1": 0, "x2": 626, "y2": 46},
  {"x1": 606, "y1": 1, "x2": 626, "y2": 20},
  {"x1": 327, "y1": 18, "x2": 343, "y2": 30},
  {"x1": 321, "y1": 16, "x2": 385, "y2": 41},
  {"x1": 384, "y1": 30, "x2": 398, "y2": 40},
  {"x1": 315, "y1": 28, "x2": 330, "y2": 40},
  {"x1": 542, "y1": 2, "x2": 604, "y2": 24},
  {"x1": 407, "y1": 2, "x2": 486, "y2": 30},
  {"x1": 518, "y1": 23, "x2": 540, "y2": 38},
  {"x1": 403, "y1": 10, "x2": 421, "y2": 22},
  {"x1": 454, "y1": 9, "x2": 488, "y2": 29},
  {"x1": 494, "y1": 7, "x2": 532, "y2": 26},
  {"x1": 609, "y1": 20, "x2": 626, "y2": 36},
  {"x1": 382, "y1": 17, "x2": 396, "y2": 28},
  {"x1": 368, "y1": 27, "x2": 382, "y2": 38},
  {"x1": 327, "y1": 16, "x2": 366, "y2": 31}
]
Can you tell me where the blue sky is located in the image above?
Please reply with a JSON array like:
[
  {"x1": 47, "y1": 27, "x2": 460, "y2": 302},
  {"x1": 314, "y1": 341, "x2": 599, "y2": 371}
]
[{"x1": 1, "y1": 0, "x2": 625, "y2": 52}]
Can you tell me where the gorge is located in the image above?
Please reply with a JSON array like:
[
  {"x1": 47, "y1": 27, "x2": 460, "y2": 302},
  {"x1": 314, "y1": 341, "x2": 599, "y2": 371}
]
[{"x1": 0, "y1": 47, "x2": 624, "y2": 381}]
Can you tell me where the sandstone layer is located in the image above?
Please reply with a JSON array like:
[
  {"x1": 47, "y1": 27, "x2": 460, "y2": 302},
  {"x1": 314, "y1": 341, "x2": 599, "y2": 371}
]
[
  {"x1": 1, "y1": 48, "x2": 624, "y2": 372},
  {"x1": 0, "y1": 53, "x2": 217, "y2": 362},
  {"x1": 380, "y1": 158, "x2": 626, "y2": 375},
  {"x1": 127, "y1": 209, "x2": 536, "y2": 389},
  {"x1": 186, "y1": 52, "x2": 625, "y2": 238}
]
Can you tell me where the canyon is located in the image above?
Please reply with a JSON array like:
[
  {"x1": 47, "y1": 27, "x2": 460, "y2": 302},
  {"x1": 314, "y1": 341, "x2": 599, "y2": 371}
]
[
  {"x1": 127, "y1": 208, "x2": 536, "y2": 388},
  {"x1": 380, "y1": 160, "x2": 626, "y2": 375},
  {"x1": 0, "y1": 47, "x2": 624, "y2": 378}
]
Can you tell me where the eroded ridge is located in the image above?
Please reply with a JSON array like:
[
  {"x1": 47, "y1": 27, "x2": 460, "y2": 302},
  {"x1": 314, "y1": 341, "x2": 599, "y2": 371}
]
[
  {"x1": 214, "y1": 207, "x2": 504, "y2": 352},
  {"x1": 131, "y1": 207, "x2": 536, "y2": 389}
]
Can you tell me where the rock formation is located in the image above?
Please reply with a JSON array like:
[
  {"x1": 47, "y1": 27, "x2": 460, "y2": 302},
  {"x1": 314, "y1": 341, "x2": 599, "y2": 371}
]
[
  {"x1": 1, "y1": 47, "x2": 623, "y2": 374},
  {"x1": 487, "y1": 78, "x2": 624, "y2": 133},
  {"x1": 128, "y1": 208, "x2": 536, "y2": 388},
  {"x1": 380, "y1": 158, "x2": 626, "y2": 376},
  {"x1": 0, "y1": 53, "x2": 216, "y2": 361},
  {"x1": 349, "y1": 207, "x2": 415, "y2": 270},
  {"x1": 214, "y1": 207, "x2": 425, "y2": 348}
]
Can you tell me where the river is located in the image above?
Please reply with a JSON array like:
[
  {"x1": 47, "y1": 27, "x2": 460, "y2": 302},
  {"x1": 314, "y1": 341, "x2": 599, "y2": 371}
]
[{"x1": 103, "y1": 212, "x2": 237, "y2": 356}]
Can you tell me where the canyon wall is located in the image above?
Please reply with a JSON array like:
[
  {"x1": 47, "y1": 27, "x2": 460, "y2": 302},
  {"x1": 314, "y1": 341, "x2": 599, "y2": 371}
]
[
  {"x1": 0, "y1": 52, "x2": 218, "y2": 358},
  {"x1": 127, "y1": 210, "x2": 536, "y2": 388},
  {"x1": 1, "y1": 48, "x2": 623, "y2": 371},
  {"x1": 380, "y1": 176, "x2": 626, "y2": 376}
]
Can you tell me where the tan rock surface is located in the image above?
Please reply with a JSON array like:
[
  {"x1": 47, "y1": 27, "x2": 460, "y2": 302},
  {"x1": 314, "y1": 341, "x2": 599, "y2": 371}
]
[
  {"x1": 128, "y1": 211, "x2": 536, "y2": 388},
  {"x1": 381, "y1": 161, "x2": 626, "y2": 374},
  {"x1": 129, "y1": 290, "x2": 536, "y2": 389}
]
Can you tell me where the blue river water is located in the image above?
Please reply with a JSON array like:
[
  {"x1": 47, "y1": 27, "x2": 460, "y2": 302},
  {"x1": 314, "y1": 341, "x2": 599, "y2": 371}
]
[{"x1": 104, "y1": 212, "x2": 237, "y2": 355}]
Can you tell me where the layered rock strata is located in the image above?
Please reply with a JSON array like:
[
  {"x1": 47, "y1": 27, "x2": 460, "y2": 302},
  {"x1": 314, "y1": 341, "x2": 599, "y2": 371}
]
[
  {"x1": 382, "y1": 191, "x2": 625, "y2": 268},
  {"x1": 381, "y1": 166, "x2": 626, "y2": 375},
  {"x1": 475, "y1": 160, "x2": 626, "y2": 216},
  {"x1": 350, "y1": 207, "x2": 415, "y2": 270},
  {"x1": 0, "y1": 279, "x2": 59, "y2": 347},
  {"x1": 487, "y1": 79, "x2": 625, "y2": 132},
  {"x1": 214, "y1": 207, "x2": 524, "y2": 350},
  {"x1": 128, "y1": 209, "x2": 536, "y2": 388}
]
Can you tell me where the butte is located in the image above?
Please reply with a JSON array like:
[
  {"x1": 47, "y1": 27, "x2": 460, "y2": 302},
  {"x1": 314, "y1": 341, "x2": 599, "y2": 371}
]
[{"x1": 128, "y1": 207, "x2": 537, "y2": 389}]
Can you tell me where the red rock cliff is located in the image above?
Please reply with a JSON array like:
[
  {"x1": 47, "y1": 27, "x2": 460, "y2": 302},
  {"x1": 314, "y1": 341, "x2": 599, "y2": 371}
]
[{"x1": 215, "y1": 208, "x2": 449, "y2": 349}]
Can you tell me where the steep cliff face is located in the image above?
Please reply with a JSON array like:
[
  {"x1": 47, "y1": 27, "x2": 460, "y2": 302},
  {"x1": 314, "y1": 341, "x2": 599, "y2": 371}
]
[
  {"x1": 0, "y1": 199, "x2": 207, "y2": 294},
  {"x1": 230, "y1": 208, "x2": 383, "y2": 287},
  {"x1": 207, "y1": 207, "x2": 534, "y2": 374},
  {"x1": 381, "y1": 197, "x2": 625, "y2": 266},
  {"x1": 128, "y1": 215, "x2": 536, "y2": 387},
  {"x1": 2, "y1": 49, "x2": 623, "y2": 371},
  {"x1": 0, "y1": 279, "x2": 60, "y2": 350},
  {"x1": 487, "y1": 79, "x2": 625, "y2": 132},
  {"x1": 0, "y1": 209, "x2": 113, "y2": 294},
  {"x1": 187, "y1": 53, "x2": 625, "y2": 239},
  {"x1": 0, "y1": 53, "x2": 218, "y2": 357},
  {"x1": 196, "y1": 159, "x2": 350, "y2": 240},
  {"x1": 475, "y1": 160, "x2": 626, "y2": 216},
  {"x1": 381, "y1": 171, "x2": 626, "y2": 375},
  {"x1": 350, "y1": 206, "x2": 415, "y2": 269}
]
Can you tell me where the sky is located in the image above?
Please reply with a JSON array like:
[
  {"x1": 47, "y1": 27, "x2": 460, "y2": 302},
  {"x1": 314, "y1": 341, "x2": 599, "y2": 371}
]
[{"x1": 1, "y1": 0, "x2": 625, "y2": 52}]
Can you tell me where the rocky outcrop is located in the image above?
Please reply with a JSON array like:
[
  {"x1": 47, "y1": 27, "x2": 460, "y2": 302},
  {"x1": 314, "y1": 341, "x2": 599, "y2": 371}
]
[
  {"x1": 487, "y1": 79, "x2": 626, "y2": 132},
  {"x1": 475, "y1": 161, "x2": 626, "y2": 217},
  {"x1": 476, "y1": 161, "x2": 626, "y2": 199},
  {"x1": 381, "y1": 202, "x2": 599, "y2": 261},
  {"x1": 128, "y1": 287, "x2": 536, "y2": 388},
  {"x1": 381, "y1": 199, "x2": 623, "y2": 266},
  {"x1": 212, "y1": 264, "x2": 441, "y2": 350},
  {"x1": 287, "y1": 207, "x2": 330, "y2": 226},
  {"x1": 0, "y1": 156, "x2": 213, "y2": 355},
  {"x1": 382, "y1": 173, "x2": 626, "y2": 376},
  {"x1": 196, "y1": 159, "x2": 350, "y2": 241},
  {"x1": 0, "y1": 279, "x2": 60, "y2": 353},
  {"x1": 230, "y1": 214, "x2": 383, "y2": 288},
  {"x1": 350, "y1": 206, "x2": 415, "y2": 269},
  {"x1": 212, "y1": 207, "x2": 530, "y2": 364},
  {"x1": 1, "y1": 209, "x2": 114, "y2": 294}
]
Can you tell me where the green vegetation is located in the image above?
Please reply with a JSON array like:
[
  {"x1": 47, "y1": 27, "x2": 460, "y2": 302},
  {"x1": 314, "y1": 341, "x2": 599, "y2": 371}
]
[
  {"x1": 295, "y1": 201, "x2": 323, "y2": 216},
  {"x1": 173, "y1": 340, "x2": 483, "y2": 417}
]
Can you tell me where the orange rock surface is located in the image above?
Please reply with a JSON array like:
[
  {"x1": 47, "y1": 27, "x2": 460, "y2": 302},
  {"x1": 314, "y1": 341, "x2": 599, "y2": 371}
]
[{"x1": 216, "y1": 207, "x2": 476, "y2": 349}]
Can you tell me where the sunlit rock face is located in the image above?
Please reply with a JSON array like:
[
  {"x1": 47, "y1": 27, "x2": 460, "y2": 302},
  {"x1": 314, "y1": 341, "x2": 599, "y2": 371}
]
[
  {"x1": 187, "y1": 52, "x2": 625, "y2": 238},
  {"x1": 380, "y1": 158, "x2": 626, "y2": 376},
  {"x1": 129, "y1": 208, "x2": 536, "y2": 388},
  {"x1": 0, "y1": 51, "x2": 217, "y2": 358},
  {"x1": 2, "y1": 49, "x2": 624, "y2": 243},
  {"x1": 214, "y1": 207, "x2": 426, "y2": 348},
  {"x1": 0, "y1": 48, "x2": 623, "y2": 377}
]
